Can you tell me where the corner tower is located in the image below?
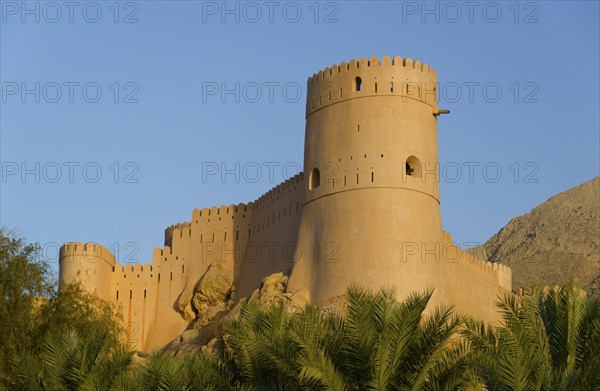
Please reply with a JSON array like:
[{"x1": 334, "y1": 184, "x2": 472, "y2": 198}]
[
  {"x1": 59, "y1": 242, "x2": 115, "y2": 302},
  {"x1": 288, "y1": 55, "x2": 449, "y2": 305}
]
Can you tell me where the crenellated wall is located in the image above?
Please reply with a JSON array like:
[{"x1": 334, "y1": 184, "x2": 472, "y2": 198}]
[
  {"x1": 59, "y1": 55, "x2": 512, "y2": 352},
  {"x1": 439, "y1": 231, "x2": 512, "y2": 322},
  {"x1": 159, "y1": 173, "x2": 305, "y2": 298},
  {"x1": 60, "y1": 173, "x2": 305, "y2": 352}
]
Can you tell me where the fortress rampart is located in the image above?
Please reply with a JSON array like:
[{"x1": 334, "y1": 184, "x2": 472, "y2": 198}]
[
  {"x1": 59, "y1": 56, "x2": 511, "y2": 352},
  {"x1": 439, "y1": 231, "x2": 512, "y2": 321},
  {"x1": 75, "y1": 173, "x2": 305, "y2": 351}
]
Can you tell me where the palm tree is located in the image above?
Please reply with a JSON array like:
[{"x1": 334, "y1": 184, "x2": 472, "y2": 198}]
[
  {"x1": 10, "y1": 330, "x2": 133, "y2": 391},
  {"x1": 332, "y1": 286, "x2": 471, "y2": 391},
  {"x1": 225, "y1": 286, "x2": 470, "y2": 390},
  {"x1": 126, "y1": 351, "x2": 245, "y2": 391},
  {"x1": 461, "y1": 283, "x2": 600, "y2": 391}
]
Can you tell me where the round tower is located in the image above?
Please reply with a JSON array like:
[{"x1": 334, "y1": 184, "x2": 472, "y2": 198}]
[
  {"x1": 59, "y1": 242, "x2": 115, "y2": 302},
  {"x1": 288, "y1": 55, "x2": 449, "y2": 305}
]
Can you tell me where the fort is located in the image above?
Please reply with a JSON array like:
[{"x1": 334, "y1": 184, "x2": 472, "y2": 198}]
[{"x1": 59, "y1": 55, "x2": 512, "y2": 352}]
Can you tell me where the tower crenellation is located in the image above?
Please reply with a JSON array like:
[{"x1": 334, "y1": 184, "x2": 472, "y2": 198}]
[
  {"x1": 59, "y1": 242, "x2": 116, "y2": 302},
  {"x1": 60, "y1": 241, "x2": 116, "y2": 263},
  {"x1": 307, "y1": 55, "x2": 438, "y2": 116}
]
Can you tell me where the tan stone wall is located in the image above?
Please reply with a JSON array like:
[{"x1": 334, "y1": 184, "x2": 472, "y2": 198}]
[
  {"x1": 109, "y1": 250, "x2": 190, "y2": 352},
  {"x1": 440, "y1": 231, "x2": 512, "y2": 323},
  {"x1": 114, "y1": 173, "x2": 303, "y2": 351},
  {"x1": 235, "y1": 174, "x2": 305, "y2": 297}
]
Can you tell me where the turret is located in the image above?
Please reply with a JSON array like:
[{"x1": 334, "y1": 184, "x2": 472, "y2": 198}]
[
  {"x1": 59, "y1": 242, "x2": 115, "y2": 302},
  {"x1": 289, "y1": 55, "x2": 449, "y2": 305}
]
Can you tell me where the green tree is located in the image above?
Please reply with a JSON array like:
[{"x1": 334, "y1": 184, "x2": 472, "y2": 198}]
[
  {"x1": 35, "y1": 282, "x2": 123, "y2": 342},
  {"x1": 0, "y1": 228, "x2": 123, "y2": 387},
  {"x1": 126, "y1": 351, "x2": 246, "y2": 391},
  {"x1": 462, "y1": 283, "x2": 600, "y2": 391},
  {"x1": 11, "y1": 330, "x2": 133, "y2": 391},
  {"x1": 225, "y1": 286, "x2": 470, "y2": 390},
  {"x1": 0, "y1": 228, "x2": 53, "y2": 381}
]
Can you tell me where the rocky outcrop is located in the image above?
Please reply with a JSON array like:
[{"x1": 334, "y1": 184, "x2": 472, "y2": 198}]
[
  {"x1": 191, "y1": 264, "x2": 233, "y2": 319},
  {"x1": 176, "y1": 264, "x2": 234, "y2": 323},
  {"x1": 248, "y1": 271, "x2": 310, "y2": 309},
  {"x1": 165, "y1": 268, "x2": 310, "y2": 355},
  {"x1": 472, "y1": 177, "x2": 599, "y2": 296}
]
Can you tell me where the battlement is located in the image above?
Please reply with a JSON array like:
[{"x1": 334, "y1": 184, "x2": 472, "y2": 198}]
[
  {"x1": 59, "y1": 242, "x2": 115, "y2": 265},
  {"x1": 165, "y1": 203, "x2": 250, "y2": 246},
  {"x1": 253, "y1": 172, "x2": 304, "y2": 208},
  {"x1": 164, "y1": 173, "x2": 304, "y2": 245},
  {"x1": 153, "y1": 246, "x2": 173, "y2": 258},
  {"x1": 113, "y1": 263, "x2": 154, "y2": 273},
  {"x1": 306, "y1": 55, "x2": 439, "y2": 116},
  {"x1": 487, "y1": 261, "x2": 511, "y2": 274},
  {"x1": 191, "y1": 203, "x2": 249, "y2": 222}
]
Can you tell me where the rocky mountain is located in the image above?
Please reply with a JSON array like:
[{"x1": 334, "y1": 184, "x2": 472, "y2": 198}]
[{"x1": 472, "y1": 176, "x2": 599, "y2": 295}]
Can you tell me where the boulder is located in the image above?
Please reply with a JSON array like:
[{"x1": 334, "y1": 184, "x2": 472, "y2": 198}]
[
  {"x1": 165, "y1": 270, "x2": 312, "y2": 355},
  {"x1": 290, "y1": 288, "x2": 310, "y2": 309},
  {"x1": 191, "y1": 264, "x2": 233, "y2": 319},
  {"x1": 176, "y1": 280, "x2": 196, "y2": 322}
]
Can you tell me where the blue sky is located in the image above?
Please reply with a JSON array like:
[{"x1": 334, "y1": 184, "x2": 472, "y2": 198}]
[{"x1": 1, "y1": 1, "x2": 598, "y2": 272}]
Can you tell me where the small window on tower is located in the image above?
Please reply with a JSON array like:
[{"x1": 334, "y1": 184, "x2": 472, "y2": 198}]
[
  {"x1": 405, "y1": 156, "x2": 422, "y2": 178},
  {"x1": 309, "y1": 167, "x2": 320, "y2": 190},
  {"x1": 354, "y1": 77, "x2": 362, "y2": 92}
]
